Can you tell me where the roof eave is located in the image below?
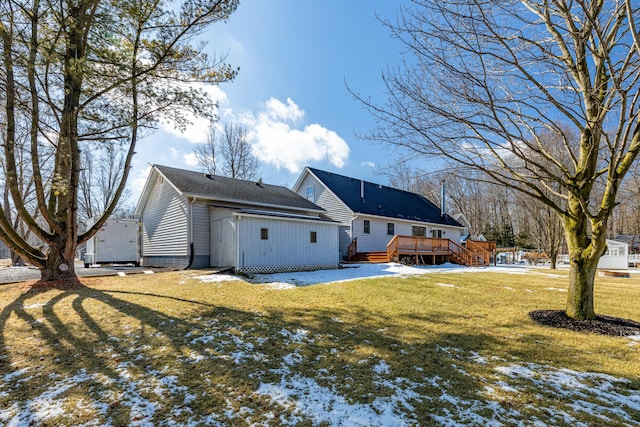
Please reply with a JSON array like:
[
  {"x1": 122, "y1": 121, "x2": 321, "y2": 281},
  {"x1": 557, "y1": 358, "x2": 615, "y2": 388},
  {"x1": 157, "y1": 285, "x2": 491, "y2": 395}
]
[
  {"x1": 352, "y1": 211, "x2": 464, "y2": 228},
  {"x1": 180, "y1": 192, "x2": 323, "y2": 213}
]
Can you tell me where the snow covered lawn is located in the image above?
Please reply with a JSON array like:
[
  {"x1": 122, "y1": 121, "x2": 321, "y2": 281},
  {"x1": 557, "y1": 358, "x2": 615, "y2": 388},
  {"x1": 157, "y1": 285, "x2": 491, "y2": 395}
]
[{"x1": 0, "y1": 264, "x2": 638, "y2": 426}]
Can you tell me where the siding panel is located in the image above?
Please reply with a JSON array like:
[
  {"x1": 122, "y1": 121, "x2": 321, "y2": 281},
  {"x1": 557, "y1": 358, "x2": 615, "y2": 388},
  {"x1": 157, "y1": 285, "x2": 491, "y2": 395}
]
[
  {"x1": 192, "y1": 202, "x2": 210, "y2": 256},
  {"x1": 297, "y1": 174, "x2": 353, "y2": 224},
  {"x1": 355, "y1": 216, "x2": 463, "y2": 252},
  {"x1": 236, "y1": 215, "x2": 338, "y2": 272},
  {"x1": 297, "y1": 173, "x2": 353, "y2": 259},
  {"x1": 141, "y1": 177, "x2": 188, "y2": 256}
]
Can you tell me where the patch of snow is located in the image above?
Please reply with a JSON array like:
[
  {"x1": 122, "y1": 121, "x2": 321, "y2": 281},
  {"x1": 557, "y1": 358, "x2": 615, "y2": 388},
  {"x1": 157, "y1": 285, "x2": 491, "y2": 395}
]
[
  {"x1": 373, "y1": 360, "x2": 391, "y2": 375},
  {"x1": 544, "y1": 287, "x2": 567, "y2": 292},
  {"x1": 494, "y1": 363, "x2": 640, "y2": 425},
  {"x1": 246, "y1": 263, "x2": 534, "y2": 287},
  {"x1": 282, "y1": 352, "x2": 303, "y2": 366},
  {"x1": 22, "y1": 303, "x2": 45, "y2": 309},
  {"x1": 261, "y1": 282, "x2": 296, "y2": 290},
  {"x1": 3, "y1": 367, "x2": 29, "y2": 382},
  {"x1": 257, "y1": 374, "x2": 417, "y2": 426},
  {"x1": 435, "y1": 283, "x2": 457, "y2": 288},
  {"x1": 0, "y1": 370, "x2": 93, "y2": 426},
  {"x1": 280, "y1": 328, "x2": 310, "y2": 344},
  {"x1": 195, "y1": 274, "x2": 242, "y2": 283}
]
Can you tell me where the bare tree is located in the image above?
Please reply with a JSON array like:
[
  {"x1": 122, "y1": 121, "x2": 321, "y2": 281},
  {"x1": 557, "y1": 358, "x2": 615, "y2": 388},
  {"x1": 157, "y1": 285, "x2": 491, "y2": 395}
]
[
  {"x1": 1, "y1": 0, "x2": 239, "y2": 284},
  {"x1": 78, "y1": 146, "x2": 132, "y2": 225},
  {"x1": 194, "y1": 125, "x2": 219, "y2": 175},
  {"x1": 383, "y1": 163, "x2": 515, "y2": 240},
  {"x1": 611, "y1": 165, "x2": 640, "y2": 250},
  {"x1": 360, "y1": 1, "x2": 640, "y2": 320},
  {"x1": 195, "y1": 121, "x2": 260, "y2": 180}
]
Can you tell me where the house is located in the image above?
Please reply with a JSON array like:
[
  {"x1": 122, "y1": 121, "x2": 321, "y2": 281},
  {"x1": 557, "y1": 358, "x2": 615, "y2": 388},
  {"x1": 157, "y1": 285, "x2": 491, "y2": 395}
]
[
  {"x1": 598, "y1": 239, "x2": 629, "y2": 270},
  {"x1": 292, "y1": 167, "x2": 465, "y2": 261},
  {"x1": 135, "y1": 165, "x2": 340, "y2": 273}
]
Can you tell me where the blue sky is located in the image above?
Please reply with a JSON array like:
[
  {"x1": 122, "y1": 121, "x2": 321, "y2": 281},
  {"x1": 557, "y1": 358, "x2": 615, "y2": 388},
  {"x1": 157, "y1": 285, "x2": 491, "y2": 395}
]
[{"x1": 130, "y1": 0, "x2": 412, "y2": 201}]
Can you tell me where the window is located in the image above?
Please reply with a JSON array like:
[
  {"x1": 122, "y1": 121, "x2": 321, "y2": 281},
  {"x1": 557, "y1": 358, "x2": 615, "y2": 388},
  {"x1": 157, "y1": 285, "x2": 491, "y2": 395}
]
[
  {"x1": 306, "y1": 185, "x2": 315, "y2": 202},
  {"x1": 261, "y1": 228, "x2": 268, "y2": 240},
  {"x1": 387, "y1": 223, "x2": 395, "y2": 236},
  {"x1": 412, "y1": 226, "x2": 426, "y2": 237},
  {"x1": 363, "y1": 220, "x2": 371, "y2": 234},
  {"x1": 310, "y1": 231, "x2": 317, "y2": 243},
  {"x1": 431, "y1": 229, "x2": 443, "y2": 238}
]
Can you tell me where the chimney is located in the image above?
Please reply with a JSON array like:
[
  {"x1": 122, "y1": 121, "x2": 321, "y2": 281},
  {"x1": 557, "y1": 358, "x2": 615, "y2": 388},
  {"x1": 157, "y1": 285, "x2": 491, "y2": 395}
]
[
  {"x1": 360, "y1": 180, "x2": 365, "y2": 201},
  {"x1": 441, "y1": 180, "x2": 446, "y2": 217}
]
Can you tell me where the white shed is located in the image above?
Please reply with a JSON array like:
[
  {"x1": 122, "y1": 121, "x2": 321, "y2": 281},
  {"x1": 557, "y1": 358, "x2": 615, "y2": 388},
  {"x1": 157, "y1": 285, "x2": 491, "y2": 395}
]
[
  {"x1": 135, "y1": 165, "x2": 340, "y2": 273},
  {"x1": 84, "y1": 217, "x2": 140, "y2": 267},
  {"x1": 598, "y1": 239, "x2": 629, "y2": 270},
  {"x1": 212, "y1": 209, "x2": 339, "y2": 273}
]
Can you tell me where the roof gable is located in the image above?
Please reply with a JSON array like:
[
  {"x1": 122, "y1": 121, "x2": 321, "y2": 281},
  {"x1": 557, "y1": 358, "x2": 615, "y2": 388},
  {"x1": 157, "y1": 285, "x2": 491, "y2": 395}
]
[
  {"x1": 144, "y1": 165, "x2": 324, "y2": 212},
  {"x1": 308, "y1": 167, "x2": 462, "y2": 227}
]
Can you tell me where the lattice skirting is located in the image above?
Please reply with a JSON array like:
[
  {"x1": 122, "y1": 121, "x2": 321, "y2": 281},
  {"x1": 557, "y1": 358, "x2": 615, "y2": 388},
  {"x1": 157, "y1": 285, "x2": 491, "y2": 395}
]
[{"x1": 236, "y1": 263, "x2": 339, "y2": 274}]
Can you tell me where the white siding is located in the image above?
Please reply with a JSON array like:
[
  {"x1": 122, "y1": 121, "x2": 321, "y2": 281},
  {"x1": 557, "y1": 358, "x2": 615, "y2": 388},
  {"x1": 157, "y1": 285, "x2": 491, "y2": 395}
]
[
  {"x1": 192, "y1": 202, "x2": 210, "y2": 256},
  {"x1": 141, "y1": 177, "x2": 188, "y2": 256},
  {"x1": 86, "y1": 218, "x2": 139, "y2": 264},
  {"x1": 296, "y1": 173, "x2": 353, "y2": 257},
  {"x1": 236, "y1": 215, "x2": 339, "y2": 273},
  {"x1": 598, "y1": 240, "x2": 629, "y2": 270},
  {"x1": 394, "y1": 222, "x2": 462, "y2": 244},
  {"x1": 354, "y1": 216, "x2": 463, "y2": 252},
  {"x1": 297, "y1": 174, "x2": 353, "y2": 224},
  {"x1": 352, "y1": 216, "x2": 395, "y2": 252}
]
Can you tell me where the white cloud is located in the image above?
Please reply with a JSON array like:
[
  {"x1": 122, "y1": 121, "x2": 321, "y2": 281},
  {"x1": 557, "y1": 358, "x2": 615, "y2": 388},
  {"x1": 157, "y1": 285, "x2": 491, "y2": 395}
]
[
  {"x1": 248, "y1": 98, "x2": 350, "y2": 173},
  {"x1": 130, "y1": 165, "x2": 152, "y2": 205},
  {"x1": 183, "y1": 152, "x2": 199, "y2": 167},
  {"x1": 158, "y1": 83, "x2": 228, "y2": 144},
  {"x1": 262, "y1": 97, "x2": 304, "y2": 122},
  {"x1": 153, "y1": 91, "x2": 349, "y2": 175},
  {"x1": 361, "y1": 161, "x2": 376, "y2": 169}
]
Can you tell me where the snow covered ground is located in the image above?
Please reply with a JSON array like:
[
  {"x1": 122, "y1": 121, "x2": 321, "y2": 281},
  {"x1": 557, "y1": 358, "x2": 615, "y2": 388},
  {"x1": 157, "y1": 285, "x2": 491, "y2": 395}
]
[{"x1": 199, "y1": 262, "x2": 537, "y2": 287}]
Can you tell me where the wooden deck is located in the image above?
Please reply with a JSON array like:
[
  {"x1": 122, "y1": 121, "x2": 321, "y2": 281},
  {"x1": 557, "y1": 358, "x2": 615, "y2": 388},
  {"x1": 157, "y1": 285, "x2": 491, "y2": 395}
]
[{"x1": 346, "y1": 236, "x2": 494, "y2": 267}]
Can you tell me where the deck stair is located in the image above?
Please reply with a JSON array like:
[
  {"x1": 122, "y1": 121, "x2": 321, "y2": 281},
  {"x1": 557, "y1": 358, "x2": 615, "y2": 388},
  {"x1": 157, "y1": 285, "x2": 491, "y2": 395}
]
[{"x1": 386, "y1": 235, "x2": 493, "y2": 267}]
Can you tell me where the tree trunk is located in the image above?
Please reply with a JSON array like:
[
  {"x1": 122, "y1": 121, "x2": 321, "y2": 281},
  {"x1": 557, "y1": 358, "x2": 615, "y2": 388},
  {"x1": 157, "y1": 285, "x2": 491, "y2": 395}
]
[
  {"x1": 10, "y1": 252, "x2": 24, "y2": 266},
  {"x1": 549, "y1": 249, "x2": 557, "y2": 270},
  {"x1": 40, "y1": 236, "x2": 77, "y2": 283},
  {"x1": 564, "y1": 212, "x2": 606, "y2": 320},
  {"x1": 566, "y1": 254, "x2": 598, "y2": 319}
]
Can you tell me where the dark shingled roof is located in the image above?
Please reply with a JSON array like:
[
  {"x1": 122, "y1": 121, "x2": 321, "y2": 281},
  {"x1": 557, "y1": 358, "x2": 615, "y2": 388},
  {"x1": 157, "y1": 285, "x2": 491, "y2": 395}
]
[
  {"x1": 155, "y1": 165, "x2": 323, "y2": 212},
  {"x1": 308, "y1": 167, "x2": 463, "y2": 227}
]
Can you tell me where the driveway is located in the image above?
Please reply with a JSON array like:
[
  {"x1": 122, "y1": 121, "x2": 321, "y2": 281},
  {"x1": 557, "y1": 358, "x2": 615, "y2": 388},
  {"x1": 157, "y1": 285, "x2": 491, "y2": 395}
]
[{"x1": 0, "y1": 264, "x2": 154, "y2": 285}]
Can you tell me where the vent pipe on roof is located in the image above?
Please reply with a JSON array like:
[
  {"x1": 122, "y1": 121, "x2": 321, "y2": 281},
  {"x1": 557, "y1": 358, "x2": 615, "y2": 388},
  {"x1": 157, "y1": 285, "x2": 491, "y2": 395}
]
[
  {"x1": 360, "y1": 180, "x2": 365, "y2": 201},
  {"x1": 441, "y1": 180, "x2": 446, "y2": 217}
]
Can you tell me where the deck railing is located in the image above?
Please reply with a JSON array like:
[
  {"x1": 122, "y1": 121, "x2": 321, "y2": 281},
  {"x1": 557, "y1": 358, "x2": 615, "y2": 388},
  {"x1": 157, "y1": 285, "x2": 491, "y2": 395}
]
[
  {"x1": 465, "y1": 240, "x2": 494, "y2": 265},
  {"x1": 347, "y1": 237, "x2": 358, "y2": 261},
  {"x1": 387, "y1": 235, "x2": 485, "y2": 266}
]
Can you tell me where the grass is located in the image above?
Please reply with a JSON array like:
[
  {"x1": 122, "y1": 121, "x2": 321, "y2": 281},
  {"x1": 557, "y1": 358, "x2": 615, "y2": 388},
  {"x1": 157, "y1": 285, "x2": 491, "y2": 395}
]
[{"x1": 0, "y1": 267, "x2": 639, "y2": 426}]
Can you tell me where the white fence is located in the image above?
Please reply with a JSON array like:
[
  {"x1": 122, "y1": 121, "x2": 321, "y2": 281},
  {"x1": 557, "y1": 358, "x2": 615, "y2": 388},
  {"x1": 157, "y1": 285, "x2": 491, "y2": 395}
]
[{"x1": 558, "y1": 253, "x2": 640, "y2": 267}]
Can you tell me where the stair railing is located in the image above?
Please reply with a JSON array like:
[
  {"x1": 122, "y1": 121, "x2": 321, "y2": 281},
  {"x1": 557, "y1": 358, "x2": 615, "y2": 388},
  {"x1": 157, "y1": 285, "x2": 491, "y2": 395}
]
[
  {"x1": 448, "y1": 239, "x2": 476, "y2": 266},
  {"x1": 465, "y1": 240, "x2": 491, "y2": 265},
  {"x1": 386, "y1": 235, "x2": 399, "y2": 262},
  {"x1": 347, "y1": 237, "x2": 358, "y2": 261}
]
